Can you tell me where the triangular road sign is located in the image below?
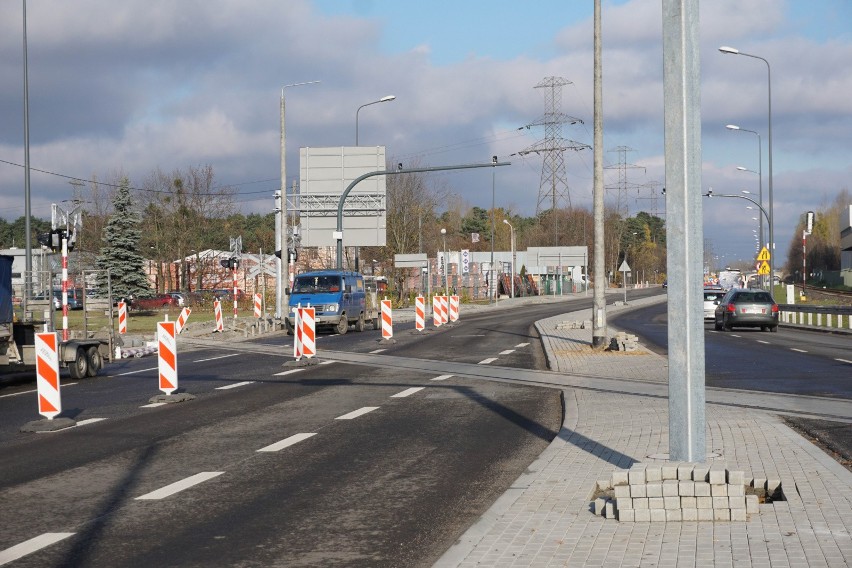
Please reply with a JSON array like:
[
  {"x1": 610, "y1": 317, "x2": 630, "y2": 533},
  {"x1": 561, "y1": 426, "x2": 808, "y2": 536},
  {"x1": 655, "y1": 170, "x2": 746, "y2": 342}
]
[
  {"x1": 618, "y1": 260, "x2": 631, "y2": 272},
  {"x1": 757, "y1": 261, "x2": 770, "y2": 276},
  {"x1": 756, "y1": 247, "x2": 770, "y2": 262}
]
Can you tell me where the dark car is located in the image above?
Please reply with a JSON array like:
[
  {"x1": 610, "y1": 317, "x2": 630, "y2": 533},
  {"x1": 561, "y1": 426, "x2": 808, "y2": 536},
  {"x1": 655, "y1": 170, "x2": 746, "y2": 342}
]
[
  {"x1": 130, "y1": 293, "x2": 177, "y2": 311},
  {"x1": 713, "y1": 288, "x2": 779, "y2": 332}
]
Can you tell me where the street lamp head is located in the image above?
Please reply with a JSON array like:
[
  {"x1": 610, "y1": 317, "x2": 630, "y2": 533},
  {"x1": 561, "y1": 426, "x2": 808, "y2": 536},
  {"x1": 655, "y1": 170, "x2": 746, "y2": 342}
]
[
  {"x1": 502, "y1": 219, "x2": 509, "y2": 226},
  {"x1": 736, "y1": 166, "x2": 747, "y2": 171},
  {"x1": 726, "y1": 124, "x2": 741, "y2": 130},
  {"x1": 440, "y1": 228, "x2": 446, "y2": 235},
  {"x1": 719, "y1": 46, "x2": 740, "y2": 55},
  {"x1": 380, "y1": 95, "x2": 396, "y2": 102},
  {"x1": 741, "y1": 190, "x2": 751, "y2": 194}
]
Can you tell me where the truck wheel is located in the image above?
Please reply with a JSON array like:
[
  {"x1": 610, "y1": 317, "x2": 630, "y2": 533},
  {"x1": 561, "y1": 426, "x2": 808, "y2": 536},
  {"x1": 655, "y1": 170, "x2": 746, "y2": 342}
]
[
  {"x1": 372, "y1": 313, "x2": 381, "y2": 330},
  {"x1": 355, "y1": 313, "x2": 365, "y2": 332},
  {"x1": 68, "y1": 348, "x2": 89, "y2": 380},
  {"x1": 336, "y1": 315, "x2": 348, "y2": 335},
  {"x1": 86, "y1": 346, "x2": 103, "y2": 377},
  {"x1": 284, "y1": 317, "x2": 294, "y2": 336}
]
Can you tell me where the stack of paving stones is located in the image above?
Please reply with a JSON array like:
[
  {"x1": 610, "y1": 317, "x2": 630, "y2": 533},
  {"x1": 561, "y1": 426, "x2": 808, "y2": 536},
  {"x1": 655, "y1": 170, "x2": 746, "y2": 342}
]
[
  {"x1": 593, "y1": 462, "x2": 765, "y2": 522},
  {"x1": 607, "y1": 331, "x2": 640, "y2": 352},
  {"x1": 555, "y1": 320, "x2": 591, "y2": 330}
]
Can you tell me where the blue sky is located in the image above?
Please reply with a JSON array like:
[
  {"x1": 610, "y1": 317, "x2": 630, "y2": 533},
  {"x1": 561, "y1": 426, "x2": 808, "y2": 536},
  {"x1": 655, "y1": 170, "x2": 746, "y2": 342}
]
[{"x1": 1, "y1": 0, "x2": 850, "y2": 269}]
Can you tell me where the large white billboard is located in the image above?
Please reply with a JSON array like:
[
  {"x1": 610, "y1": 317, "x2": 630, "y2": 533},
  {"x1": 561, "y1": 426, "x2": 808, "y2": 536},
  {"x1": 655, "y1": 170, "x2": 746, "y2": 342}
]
[{"x1": 299, "y1": 146, "x2": 387, "y2": 247}]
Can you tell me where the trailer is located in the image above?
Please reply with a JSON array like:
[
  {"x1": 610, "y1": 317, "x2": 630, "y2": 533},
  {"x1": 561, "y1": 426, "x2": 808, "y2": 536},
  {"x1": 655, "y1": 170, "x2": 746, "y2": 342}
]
[{"x1": 0, "y1": 255, "x2": 115, "y2": 379}]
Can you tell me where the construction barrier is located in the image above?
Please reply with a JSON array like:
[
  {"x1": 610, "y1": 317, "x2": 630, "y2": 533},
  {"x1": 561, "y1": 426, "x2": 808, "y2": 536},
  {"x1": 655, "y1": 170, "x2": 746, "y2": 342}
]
[
  {"x1": 293, "y1": 305, "x2": 303, "y2": 359},
  {"x1": 253, "y1": 293, "x2": 262, "y2": 318},
  {"x1": 35, "y1": 332, "x2": 61, "y2": 420},
  {"x1": 433, "y1": 295, "x2": 442, "y2": 327},
  {"x1": 449, "y1": 295, "x2": 460, "y2": 322},
  {"x1": 213, "y1": 300, "x2": 224, "y2": 332},
  {"x1": 381, "y1": 299, "x2": 393, "y2": 339},
  {"x1": 300, "y1": 307, "x2": 316, "y2": 358},
  {"x1": 440, "y1": 295, "x2": 449, "y2": 325},
  {"x1": 176, "y1": 307, "x2": 191, "y2": 334},
  {"x1": 415, "y1": 296, "x2": 425, "y2": 331},
  {"x1": 118, "y1": 301, "x2": 127, "y2": 334},
  {"x1": 157, "y1": 321, "x2": 178, "y2": 395}
]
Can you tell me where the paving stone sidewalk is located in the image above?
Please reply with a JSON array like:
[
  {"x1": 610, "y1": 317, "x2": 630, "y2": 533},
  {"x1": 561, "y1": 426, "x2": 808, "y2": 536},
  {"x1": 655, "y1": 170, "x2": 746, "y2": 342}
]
[{"x1": 435, "y1": 297, "x2": 852, "y2": 568}]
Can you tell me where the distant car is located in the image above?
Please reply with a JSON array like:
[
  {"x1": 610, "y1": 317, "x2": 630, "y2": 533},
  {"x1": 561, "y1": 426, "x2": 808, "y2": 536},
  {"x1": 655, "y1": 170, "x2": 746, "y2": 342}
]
[
  {"x1": 662, "y1": 280, "x2": 668, "y2": 289},
  {"x1": 130, "y1": 293, "x2": 176, "y2": 311},
  {"x1": 33, "y1": 289, "x2": 83, "y2": 310},
  {"x1": 703, "y1": 287, "x2": 726, "y2": 320},
  {"x1": 713, "y1": 288, "x2": 779, "y2": 332},
  {"x1": 168, "y1": 292, "x2": 186, "y2": 307}
]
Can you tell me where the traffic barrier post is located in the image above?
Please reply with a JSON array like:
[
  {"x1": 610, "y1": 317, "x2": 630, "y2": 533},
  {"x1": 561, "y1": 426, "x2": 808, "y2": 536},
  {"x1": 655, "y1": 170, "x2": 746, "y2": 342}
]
[
  {"x1": 449, "y1": 295, "x2": 460, "y2": 322},
  {"x1": 433, "y1": 295, "x2": 442, "y2": 327},
  {"x1": 35, "y1": 332, "x2": 61, "y2": 419},
  {"x1": 415, "y1": 296, "x2": 425, "y2": 331},
  {"x1": 176, "y1": 307, "x2": 191, "y2": 334},
  {"x1": 254, "y1": 293, "x2": 262, "y2": 318},
  {"x1": 157, "y1": 321, "x2": 178, "y2": 395},
  {"x1": 440, "y1": 295, "x2": 449, "y2": 325},
  {"x1": 118, "y1": 301, "x2": 127, "y2": 335},
  {"x1": 381, "y1": 299, "x2": 393, "y2": 339},
  {"x1": 301, "y1": 306, "x2": 316, "y2": 358},
  {"x1": 293, "y1": 304, "x2": 303, "y2": 359},
  {"x1": 213, "y1": 300, "x2": 224, "y2": 332}
]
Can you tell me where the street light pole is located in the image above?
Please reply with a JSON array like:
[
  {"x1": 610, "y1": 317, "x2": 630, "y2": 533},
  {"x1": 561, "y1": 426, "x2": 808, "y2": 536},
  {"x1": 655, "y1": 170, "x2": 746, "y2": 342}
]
[
  {"x1": 727, "y1": 124, "x2": 763, "y2": 276},
  {"x1": 355, "y1": 95, "x2": 395, "y2": 146},
  {"x1": 490, "y1": 155, "x2": 497, "y2": 304},
  {"x1": 278, "y1": 80, "x2": 320, "y2": 320},
  {"x1": 440, "y1": 228, "x2": 448, "y2": 293},
  {"x1": 720, "y1": 46, "x2": 773, "y2": 290},
  {"x1": 503, "y1": 219, "x2": 515, "y2": 298}
]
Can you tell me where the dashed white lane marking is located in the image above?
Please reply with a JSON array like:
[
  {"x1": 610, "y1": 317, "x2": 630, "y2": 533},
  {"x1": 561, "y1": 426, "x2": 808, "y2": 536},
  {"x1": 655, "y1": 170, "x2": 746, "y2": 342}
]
[
  {"x1": 430, "y1": 374, "x2": 453, "y2": 381},
  {"x1": 515, "y1": 342, "x2": 530, "y2": 348},
  {"x1": 274, "y1": 368, "x2": 305, "y2": 376},
  {"x1": 135, "y1": 471, "x2": 224, "y2": 500},
  {"x1": 0, "y1": 532, "x2": 75, "y2": 565},
  {"x1": 730, "y1": 334, "x2": 741, "y2": 338},
  {"x1": 216, "y1": 381, "x2": 255, "y2": 390},
  {"x1": 791, "y1": 348, "x2": 808, "y2": 353},
  {"x1": 0, "y1": 382, "x2": 78, "y2": 399},
  {"x1": 499, "y1": 349, "x2": 515, "y2": 355},
  {"x1": 478, "y1": 358, "x2": 498, "y2": 365},
  {"x1": 391, "y1": 387, "x2": 424, "y2": 398},
  {"x1": 336, "y1": 407, "x2": 380, "y2": 420},
  {"x1": 140, "y1": 402, "x2": 167, "y2": 408},
  {"x1": 320, "y1": 360, "x2": 334, "y2": 365},
  {"x1": 757, "y1": 340, "x2": 770, "y2": 344},
  {"x1": 837, "y1": 358, "x2": 852, "y2": 365},
  {"x1": 116, "y1": 367, "x2": 158, "y2": 376},
  {"x1": 370, "y1": 349, "x2": 387, "y2": 354},
  {"x1": 193, "y1": 353, "x2": 240, "y2": 363},
  {"x1": 257, "y1": 432, "x2": 317, "y2": 453},
  {"x1": 75, "y1": 418, "x2": 107, "y2": 427}
]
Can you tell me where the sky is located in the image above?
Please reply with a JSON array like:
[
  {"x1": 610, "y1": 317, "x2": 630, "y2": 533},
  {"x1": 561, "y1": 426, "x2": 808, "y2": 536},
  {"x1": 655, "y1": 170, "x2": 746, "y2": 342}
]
[{"x1": 1, "y1": 0, "x2": 851, "y2": 268}]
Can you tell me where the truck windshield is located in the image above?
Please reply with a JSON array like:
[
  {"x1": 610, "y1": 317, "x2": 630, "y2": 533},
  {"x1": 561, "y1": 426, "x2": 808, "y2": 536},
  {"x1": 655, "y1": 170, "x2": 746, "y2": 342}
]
[{"x1": 293, "y1": 276, "x2": 342, "y2": 293}]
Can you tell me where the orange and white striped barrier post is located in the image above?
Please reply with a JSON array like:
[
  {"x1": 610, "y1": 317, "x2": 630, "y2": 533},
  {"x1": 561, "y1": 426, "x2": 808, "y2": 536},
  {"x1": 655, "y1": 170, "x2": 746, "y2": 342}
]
[
  {"x1": 35, "y1": 332, "x2": 62, "y2": 419},
  {"x1": 415, "y1": 296, "x2": 425, "y2": 331},
  {"x1": 118, "y1": 301, "x2": 127, "y2": 335},
  {"x1": 253, "y1": 293, "x2": 262, "y2": 318},
  {"x1": 440, "y1": 295, "x2": 449, "y2": 325},
  {"x1": 301, "y1": 306, "x2": 316, "y2": 358},
  {"x1": 61, "y1": 238, "x2": 69, "y2": 341},
  {"x1": 381, "y1": 299, "x2": 393, "y2": 339},
  {"x1": 449, "y1": 295, "x2": 460, "y2": 322},
  {"x1": 232, "y1": 267, "x2": 239, "y2": 319},
  {"x1": 293, "y1": 305, "x2": 303, "y2": 359},
  {"x1": 157, "y1": 321, "x2": 178, "y2": 395},
  {"x1": 176, "y1": 307, "x2": 191, "y2": 334},
  {"x1": 433, "y1": 295, "x2": 442, "y2": 327},
  {"x1": 213, "y1": 300, "x2": 224, "y2": 332}
]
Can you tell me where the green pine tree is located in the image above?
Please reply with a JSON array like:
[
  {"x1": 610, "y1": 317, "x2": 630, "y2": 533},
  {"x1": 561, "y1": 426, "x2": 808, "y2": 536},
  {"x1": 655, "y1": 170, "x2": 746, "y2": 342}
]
[{"x1": 96, "y1": 178, "x2": 150, "y2": 299}]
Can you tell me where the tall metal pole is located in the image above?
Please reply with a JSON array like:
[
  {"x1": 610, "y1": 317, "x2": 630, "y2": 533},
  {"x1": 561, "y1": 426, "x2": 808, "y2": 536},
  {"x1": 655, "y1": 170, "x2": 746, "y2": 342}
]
[
  {"x1": 491, "y1": 156, "x2": 497, "y2": 304},
  {"x1": 663, "y1": 0, "x2": 706, "y2": 462},
  {"x1": 278, "y1": 81, "x2": 319, "y2": 320},
  {"x1": 592, "y1": 0, "x2": 607, "y2": 347},
  {"x1": 22, "y1": 0, "x2": 33, "y2": 307}
]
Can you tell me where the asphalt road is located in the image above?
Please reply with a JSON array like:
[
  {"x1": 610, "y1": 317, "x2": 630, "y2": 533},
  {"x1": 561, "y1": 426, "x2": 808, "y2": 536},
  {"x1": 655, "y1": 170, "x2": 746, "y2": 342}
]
[{"x1": 3, "y1": 295, "x2": 645, "y2": 567}]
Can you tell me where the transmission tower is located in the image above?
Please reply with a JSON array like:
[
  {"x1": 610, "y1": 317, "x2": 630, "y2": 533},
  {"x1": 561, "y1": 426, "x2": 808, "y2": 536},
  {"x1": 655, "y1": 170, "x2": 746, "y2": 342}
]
[
  {"x1": 517, "y1": 77, "x2": 590, "y2": 215},
  {"x1": 604, "y1": 146, "x2": 646, "y2": 216}
]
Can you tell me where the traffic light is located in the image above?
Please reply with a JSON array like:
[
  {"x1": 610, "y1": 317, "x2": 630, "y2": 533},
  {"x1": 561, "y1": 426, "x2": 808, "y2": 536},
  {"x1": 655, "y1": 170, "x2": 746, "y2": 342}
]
[
  {"x1": 36, "y1": 229, "x2": 67, "y2": 253},
  {"x1": 219, "y1": 257, "x2": 239, "y2": 269}
]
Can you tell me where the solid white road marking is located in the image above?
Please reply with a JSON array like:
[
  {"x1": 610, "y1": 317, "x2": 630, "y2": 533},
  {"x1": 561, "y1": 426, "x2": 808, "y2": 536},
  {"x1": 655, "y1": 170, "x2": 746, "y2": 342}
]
[
  {"x1": 730, "y1": 334, "x2": 741, "y2": 338},
  {"x1": 0, "y1": 533, "x2": 75, "y2": 565},
  {"x1": 370, "y1": 349, "x2": 387, "y2": 354},
  {"x1": 193, "y1": 353, "x2": 239, "y2": 363},
  {"x1": 430, "y1": 374, "x2": 453, "y2": 381},
  {"x1": 75, "y1": 418, "x2": 107, "y2": 427},
  {"x1": 515, "y1": 342, "x2": 530, "y2": 348},
  {"x1": 478, "y1": 358, "x2": 498, "y2": 365},
  {"x1": 135, "y1": 471, "x2": 224, "y2": 500},
  {"x1": 0, "y1": 382, "x2": 77, "y2": 399},
  {"x1": 257, "y1": 432, "x2": 317, "y2": 453},
  {"x1": 215, "y1": 381, "x2": 255, "y2": 390},
  {"x1": 391, "y1": 387, "x2": 424, "y2": 398},
  {"x1": 836, "y1": 358, "x2": 852, "y2": 365},
  {"x1": 790, "y1": 348, "x2": 808, "y2": 353},
  {"x1": 336, "y1": 407, "x2": 380, "y2": 420},
  {"x1": 116, "y1": 367, "x2": 158, "y2": 376},
  {"x1": 140, "y1": 402, "x2": 167, "y2": 408},
  {"x1": 499, "y1": 349, "x2": 515, "y2": 355},
  {"x1": 274, "y1": 369, "x2": 305, "y2": 376},
  {"x1": 320, "y1": 360, "x2": 334, "y2": 365},
  {"x1": 757, "y1": 340, "x2": 770, "y2": 344}
]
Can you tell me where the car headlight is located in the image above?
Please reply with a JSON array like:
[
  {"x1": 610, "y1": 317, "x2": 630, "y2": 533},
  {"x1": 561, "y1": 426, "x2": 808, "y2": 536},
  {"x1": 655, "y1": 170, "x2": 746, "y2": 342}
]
[{"x1": 324, "y1": 304, "x2": 338, "y2": 313}]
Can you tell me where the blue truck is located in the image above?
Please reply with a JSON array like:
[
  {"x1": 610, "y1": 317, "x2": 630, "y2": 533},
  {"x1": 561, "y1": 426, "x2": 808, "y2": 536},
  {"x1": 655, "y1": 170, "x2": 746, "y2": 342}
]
[{"x1": 286, "y1": 270, "x2": 380, "y2": 335}]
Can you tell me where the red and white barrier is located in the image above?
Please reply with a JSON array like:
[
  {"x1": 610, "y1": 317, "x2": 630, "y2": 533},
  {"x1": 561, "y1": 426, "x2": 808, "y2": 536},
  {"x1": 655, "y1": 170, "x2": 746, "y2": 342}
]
[
  {"x1": 301, "y1": 307, "x2": 316, "y2": 358},
  {"x1": 415, "y1": 296, "x2": 425, "y2": 331},
  {"x1": 449, "y1": 295, "x2": 460, "y2": 322},
  {"x1": 176, "y1": 307, "x2": 191, "y2": 334},
  {"x1": 293, "y1": 305, "x2": 303, "y2": 359},
  {"x1": 381, "y1": 299, "x2": 393, "y2": 339},
  {"x1": 213, "y1": 300, "x2": 224, "y2": 332},
  {"x1": 35, "y1": 332, "x2": 61, "y2": 419},
  {"x1": 253, "y1": 293, "x2": 262, "y2": 318},
  {"x1": 61, "y1": 238, "x2": 69, "y2": 341},
  {"x1": 157, "y1": 321, "x2": 178, "y2": 395},
  {"x1": 440, "y1": 295, "x2": 449, "y2": 325},
  {"x1": 118, "y1": 301, "x2": 127, "y2": 335},
  {"x1": 433, "y1": 295, "x2": 442, "y2": 327}
]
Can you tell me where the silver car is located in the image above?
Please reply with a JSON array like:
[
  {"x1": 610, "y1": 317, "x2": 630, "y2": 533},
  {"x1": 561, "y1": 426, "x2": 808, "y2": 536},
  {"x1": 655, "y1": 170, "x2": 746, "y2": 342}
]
[
  {"x1": 703, "y1": 287, "x2": 726, "y2": 320},
  {"x1": 713, "y1": 288, "x2": 779, "y2": 332}
]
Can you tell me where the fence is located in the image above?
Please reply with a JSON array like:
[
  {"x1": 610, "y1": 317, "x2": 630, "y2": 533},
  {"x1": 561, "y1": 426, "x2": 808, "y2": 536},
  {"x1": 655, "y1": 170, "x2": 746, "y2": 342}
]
[{"x1": 778, "y1": 304, "x2": 852, "y2": 332}]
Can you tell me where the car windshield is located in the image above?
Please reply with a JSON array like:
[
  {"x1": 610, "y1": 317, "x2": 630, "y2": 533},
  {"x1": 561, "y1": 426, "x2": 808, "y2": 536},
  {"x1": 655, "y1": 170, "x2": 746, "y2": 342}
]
[
  {"x1": 734, "y1": 292, "x2": 773, "y2": 303},
  {"x1": 293, "y1": 276, "x2": 342, "y2": 293},
  {"x1": 704, "y1": 292, "x2": 723, "y2": 301}
]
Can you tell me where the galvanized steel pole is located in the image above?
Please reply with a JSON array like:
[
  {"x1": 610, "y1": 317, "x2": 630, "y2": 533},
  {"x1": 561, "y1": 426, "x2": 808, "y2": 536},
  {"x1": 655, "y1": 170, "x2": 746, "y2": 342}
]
[{"x1": 592, "y1": 0, "x2": 607, "y2": 347}]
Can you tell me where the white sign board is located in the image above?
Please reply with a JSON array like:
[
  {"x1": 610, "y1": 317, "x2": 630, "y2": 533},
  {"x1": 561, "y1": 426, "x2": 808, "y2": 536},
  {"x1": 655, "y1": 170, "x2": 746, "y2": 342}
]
[
  {"x1": 299, "y1": 146, "x2": 387, "y2": 247},
  {"x1": 461, "y1": 249, "x2": 470, "y2": 274}
]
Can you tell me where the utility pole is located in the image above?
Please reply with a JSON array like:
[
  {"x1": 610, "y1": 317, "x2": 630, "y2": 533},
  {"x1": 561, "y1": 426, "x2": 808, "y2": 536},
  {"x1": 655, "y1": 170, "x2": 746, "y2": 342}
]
[{"x1": 592, "y1": 0, "x2": 607, "y2": 348}]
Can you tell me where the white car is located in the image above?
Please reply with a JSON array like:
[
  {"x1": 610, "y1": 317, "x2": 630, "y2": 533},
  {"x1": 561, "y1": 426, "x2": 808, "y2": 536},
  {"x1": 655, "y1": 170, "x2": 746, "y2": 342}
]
[{"x1": 703, "y1": 287, "x2": 726, "y2": 320}]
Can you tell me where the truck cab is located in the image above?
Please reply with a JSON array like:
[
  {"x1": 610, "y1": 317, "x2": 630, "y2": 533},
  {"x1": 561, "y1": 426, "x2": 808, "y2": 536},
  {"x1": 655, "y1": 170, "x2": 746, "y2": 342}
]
[{"x1": 287, "y1": 270, "x2": 378, "y2": 335}]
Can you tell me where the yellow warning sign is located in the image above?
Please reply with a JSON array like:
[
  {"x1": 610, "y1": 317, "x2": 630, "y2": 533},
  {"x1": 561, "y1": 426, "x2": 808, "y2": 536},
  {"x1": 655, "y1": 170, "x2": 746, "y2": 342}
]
[
  {"x1": 757, "y1": 261, "x2": 770, "y2": 276},
  {"x1": 756, "y1": 247, "x2": 771, "y2": 262}
]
